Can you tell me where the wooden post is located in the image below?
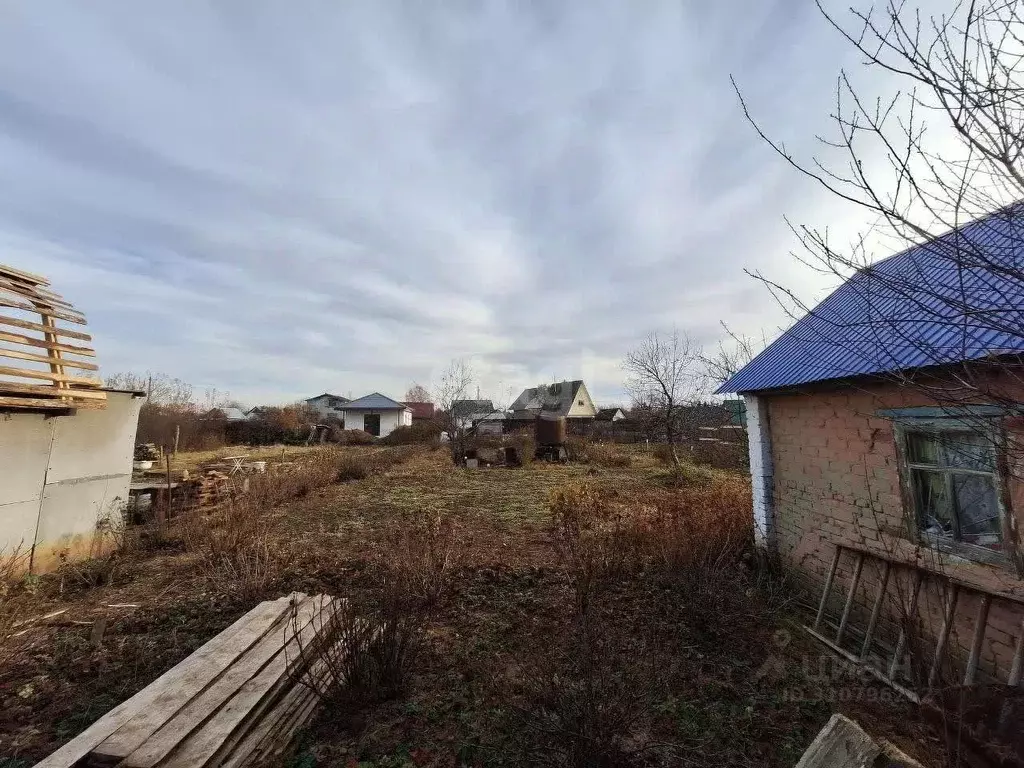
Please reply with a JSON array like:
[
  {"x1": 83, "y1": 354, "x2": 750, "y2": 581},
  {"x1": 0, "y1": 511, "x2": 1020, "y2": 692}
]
[
  {"x1": 814, "y1": 546, "x2": 843, "y2": 631},
  {"x1": 160, "y1": 454, "x2": 171, "y2": 525},
  {"x1": 174, "y1": 424, "x2": 180, "y2": 456}
]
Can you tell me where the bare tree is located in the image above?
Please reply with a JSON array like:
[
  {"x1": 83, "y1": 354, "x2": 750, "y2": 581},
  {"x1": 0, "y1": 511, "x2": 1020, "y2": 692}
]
[
  {"x1": 701, "y1": 323, "x2": 764, "y2": 387},
  {"x1": 433, "y1": 359, "x2": 476, "y2": 465},
  {"x1": 105, "y1": 371, "x2": 194, "y2": 409},
  {"x1": 405, "y1": 383, "x2": 431, "y2": 403},
  {"x1": 623, "y1": 328, "x2": 706, "y2": 466}
]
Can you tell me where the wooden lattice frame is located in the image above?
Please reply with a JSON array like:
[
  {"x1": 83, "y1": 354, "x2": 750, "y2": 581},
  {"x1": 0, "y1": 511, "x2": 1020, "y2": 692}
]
[{"x1": 0, "y1": 263, "x2": 105, "y2": 410}]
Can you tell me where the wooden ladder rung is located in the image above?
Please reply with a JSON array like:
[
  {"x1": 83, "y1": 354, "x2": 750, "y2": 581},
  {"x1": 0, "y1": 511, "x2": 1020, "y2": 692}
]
[
  {"x1": 813, "y1": 546, "x2": 842, "y2": 632},
  {"x1": 928, "y1": 583, "x2": 961, "y2": 689},
  {"x1": 888, "y1": 570, "x2": 924, "y2": 681},
  {"x1": 860, "y1": 561, "x2": 891, "y2": 661},
  {"x1": 964, "y1": 594, "x2": 992, "y2": 685},
  {"x1": 836, "y1": 552, "x2": 865, "y2": 646}
]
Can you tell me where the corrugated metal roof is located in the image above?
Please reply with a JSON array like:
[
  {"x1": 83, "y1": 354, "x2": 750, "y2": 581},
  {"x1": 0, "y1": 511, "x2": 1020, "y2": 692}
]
[
  {"x1": 338, "y1": 392, "x2": 409, "y2": 410},
  {"x1": 718, "y1": 204, "x2": 1024, "y2": 394}
]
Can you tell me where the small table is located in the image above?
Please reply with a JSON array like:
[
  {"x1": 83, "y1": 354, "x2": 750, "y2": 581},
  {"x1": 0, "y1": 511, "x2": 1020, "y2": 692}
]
[{"x1": 220, "y1": 455, "x2": 248, "y2": 475}]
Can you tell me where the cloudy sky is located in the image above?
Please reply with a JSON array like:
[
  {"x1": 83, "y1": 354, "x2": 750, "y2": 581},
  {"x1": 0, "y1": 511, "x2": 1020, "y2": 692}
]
[{"x1": 0, "y1": 1, "x2": 885, "y2": 406}]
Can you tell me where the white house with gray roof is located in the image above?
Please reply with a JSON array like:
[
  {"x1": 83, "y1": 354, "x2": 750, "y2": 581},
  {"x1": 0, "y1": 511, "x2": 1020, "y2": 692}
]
[{"x1": 335, "y1": 393, "x2": 412, "y2": 437}]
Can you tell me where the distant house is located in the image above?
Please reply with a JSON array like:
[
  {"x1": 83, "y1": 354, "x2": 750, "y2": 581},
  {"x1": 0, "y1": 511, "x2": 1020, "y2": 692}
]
[
  {"x1": 473, "y1": 410, "x2": 507, "y2": 436},
  {"x1": 402, "y1": 401, "x2": 436, "y2": 422},
  {"x1": 595, "y1": 407, "x2": 626, "y2": 422},
  {"x1": 451, "y1": 399, "x2": 494, "y2": 430},
  {"x1": 335, "y1": 393, "x2": 412, "y2": 438},
  {"x1": 217, "y1": 406, "x2": 250, "y2": 423},
  {"x1": 304, "y1": 393, "x2": 350, "y2": 421},
  {"x1": 510, "y1": 381, "x2": 597, "y2": 421}
]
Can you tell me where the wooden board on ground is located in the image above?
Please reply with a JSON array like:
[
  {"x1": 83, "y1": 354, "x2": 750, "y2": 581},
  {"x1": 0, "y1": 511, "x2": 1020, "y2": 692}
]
[{"x1": 33, "y1": 593, "x2": 343, "y2": 768}]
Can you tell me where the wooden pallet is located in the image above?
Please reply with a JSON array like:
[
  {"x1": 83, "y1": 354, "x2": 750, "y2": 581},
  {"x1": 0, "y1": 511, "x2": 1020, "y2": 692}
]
[
  {"x1": 0, "y1": 263, "x2": 105, "y2": 411},
  {"x1": 33, "y1": 593, "x2": 344, "y2": 768}
]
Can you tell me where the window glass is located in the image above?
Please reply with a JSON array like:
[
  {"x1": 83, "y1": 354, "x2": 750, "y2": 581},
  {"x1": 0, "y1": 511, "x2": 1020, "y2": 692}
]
[
  {"x1": 954, "y1": 474, "x2": 1002, "y2": 547},
  {"x1": 907, "y1": 432, "x2": 940, "y2": 464},
  {"x1": 943, "y1": 433, "x2": 995, "y2": 472},
  {"x1": 913, "y1": 468, "x2": 954, "y2": 537}
]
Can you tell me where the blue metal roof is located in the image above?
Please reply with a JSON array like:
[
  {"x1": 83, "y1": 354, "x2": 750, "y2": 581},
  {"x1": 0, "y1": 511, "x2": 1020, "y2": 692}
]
[
  {"x1": 338, "y1": 392, "x2": 409, "y2": 410},
  {"x1": 718, "y1": 205, "x2": 1024, "y2": 394}
]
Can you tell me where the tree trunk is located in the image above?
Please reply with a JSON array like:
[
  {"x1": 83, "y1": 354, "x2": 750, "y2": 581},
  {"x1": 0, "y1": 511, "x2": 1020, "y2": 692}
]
[{"x1": 665, "y1": 406, "x2": 680, "y2": 467}]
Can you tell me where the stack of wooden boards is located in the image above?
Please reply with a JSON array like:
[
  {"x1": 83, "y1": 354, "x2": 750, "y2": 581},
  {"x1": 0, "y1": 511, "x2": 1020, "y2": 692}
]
[
  {"x1": 196, "y1": 470, "x2": 235, "y2": 507},
  {"x1": 34, "y1": 593, "x2": 343, "y2": 768},
  {"x1": 0, "y1": 262, "x2": 105, "y2": 411}
]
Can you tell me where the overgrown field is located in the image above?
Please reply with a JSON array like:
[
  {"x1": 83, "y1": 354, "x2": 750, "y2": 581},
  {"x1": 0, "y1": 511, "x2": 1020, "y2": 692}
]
[{"x1": 0, "y1": 445, "x2": 940, "y2": 767}]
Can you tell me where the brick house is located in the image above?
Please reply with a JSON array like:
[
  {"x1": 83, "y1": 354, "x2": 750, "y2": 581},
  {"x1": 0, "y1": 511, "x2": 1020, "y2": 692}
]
[{"x1": 719, "y1": 206, "x2": 1024, "y2": 696}]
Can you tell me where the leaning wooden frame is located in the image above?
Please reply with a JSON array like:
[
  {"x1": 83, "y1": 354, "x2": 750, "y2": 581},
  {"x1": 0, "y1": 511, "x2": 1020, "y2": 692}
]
[{"x1": 0, "y1": 262, "x2": 105, "y2": 411}]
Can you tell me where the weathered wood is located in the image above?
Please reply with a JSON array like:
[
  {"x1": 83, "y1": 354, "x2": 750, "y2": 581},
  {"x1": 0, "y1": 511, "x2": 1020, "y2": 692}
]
[
  {"x1": 0, "y1": 280, "x2": 75, "y2": 309},
  {"x1": 0, "y1": 264, "x2": 49, "y2": 285},
  {"x1": 860, "y1": 561, "x2": 891, "y2": 661},
  {"x1": 928, "y1": 583, "x2": 960, "y2": 688},
  {"x1": 0, "y1": 364, "x2": 100, "y2": 386},
  {"x1": 0, "y1": 381, "x2": 107, "y2": 400},
  {"x1": 117, "y1": 597, "x2": 319, "y2": 768},
  {"x1": 814, "y1": 546, "x2": 842, "y2": 631},
  {"x1": 0, "y1": 345, "x2": 98, "y2": 370},
  {"x1": 1009, "y1": 617, "x2": 1024, "y2": 687},
  {"x1": 835, "y1": 552, "x2": 865, "y2": 646},
  {"x1": 161, "y1": 596, "x2": 335, "y2": 768},
  {"x1": 32, "y1": 596, "x2": 299, "y2": 768},
  {"x1": 794, "y1": 713, "x2": 882, "y2": 768},
  {"x1": 0, "y1": 329, "x2": 94, "y2": 356},
  {"x1": 0, "y1": 314, "x2": 91, "y2": 341},
  {"x1": 888, "y1": 570, "x2": 924, "y2": 681},
  {"x1": 964, "y1": 594, "x2": 992, "y2": 685},
  {"x1": 0, "y1": 297, "x2": 85, "y2": 324}
]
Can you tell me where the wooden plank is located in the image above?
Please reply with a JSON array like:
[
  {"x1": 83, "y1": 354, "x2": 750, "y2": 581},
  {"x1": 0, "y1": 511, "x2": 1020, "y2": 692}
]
[
  {"x1": 0, "y1": 298, "x2": 85, "y2": 324},
  {"x1": 860, "y1": 561, "x2": 891, "y2": 661},
  {"x1": 161, "y1": 596, "x2": 335, "y2": 768},
  {"x1": 218, "y1": 683, "x2": 314, "y2": 768},
  {"x1": 794, "y1": 713, "x2": 882, "y2": 768},
  {"x1": 40, "y1": 312, "x2": 67, "y2": 394},
  {"x1": 0, "y1": 396, "x2": 104, "y2": 410},
  {"x1": 888, "y1": 570, "x2": 924, "y2": 681},
  {"x1": 0, "y1": 330, "x2": 94, "y2": 356},
  {"x1": 805, "y1": 626, "x2": 921, "y2": 703},
  {"x1": 964, "y1": 594, "x2": 992, "y2": 685},
  {"x1": 0, "y1": 346, "x2": 98, "y2": 370},
  {"x1": 0, "y1": 263, "x2": 49, "y2": 286},
  {"x1": 835, "y1": 552, "x2": 865, "y2": 646},
  {"x1": 88, "y1": 596, "x2": 301, "y2": 765},
  {"x1": 0, "y1": 381, "x2": 107, "y2": 400},
  {"x1": 117, "y1": 596, "x2": 319, "y2": 768},
  {"x1": 813, "y1": 546, "x2": 842, "y2": 631},
  {"x1": 0, "y1": 314, "x2": 91, "y2": 341},
  {"x1": 928, "y1": 583, "x2": 960, "y2": 688},
  {"x1": 0, "y1": 365, "x2": 101, "y2": 386},
  {"x1": 1008, "y1": 617, "x2": 1024, "y2": 687},
  {"x1": 0, "y1": 280, "x2": 75, "y2": 309},
  {"x1": 32, "y1": 596, "x2": 301, "y2": 768}
]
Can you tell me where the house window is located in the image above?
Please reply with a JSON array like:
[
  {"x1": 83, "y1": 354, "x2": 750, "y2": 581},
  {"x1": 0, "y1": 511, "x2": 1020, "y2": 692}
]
[
  {"x1": 578, "y1": 400, "x2": 584, "y2": 406},
  {"x1": 891, "y1": 412, "x2": 1015, "y2": 567}
]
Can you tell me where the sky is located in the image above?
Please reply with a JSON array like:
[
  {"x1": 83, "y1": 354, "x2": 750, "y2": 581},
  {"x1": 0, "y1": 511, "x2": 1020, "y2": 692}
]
[{"x1": 0, "y1": 1, "x2": 890, "y2": 407}]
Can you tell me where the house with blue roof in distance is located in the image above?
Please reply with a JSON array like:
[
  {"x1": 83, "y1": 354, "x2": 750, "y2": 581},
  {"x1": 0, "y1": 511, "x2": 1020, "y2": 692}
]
[
  {"x1": 719, "y1": 203, "x2": 1024, "y2": 698},
  {"x1": 334, "y1": 393, "x2": 412, "y2": 437}
]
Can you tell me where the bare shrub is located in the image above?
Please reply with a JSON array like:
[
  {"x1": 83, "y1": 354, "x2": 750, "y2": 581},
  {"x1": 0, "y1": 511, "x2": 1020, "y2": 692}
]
[
  {"x1": 181, "y1": 494, "x2": 285, "y2": 600},
  {"x1": 506, "y1": 432, "x2": 535, "y2": 465},
  {"x1": 379, "y1": 422, "x2": 441, "y2": 446},
  {"x1": 652, "y1": 461, "x2": 715, "y2": 488},
  {"x1": 0, "y1": 545, "x2": 30, "y2": 664},
  {"x1": 652, "y1": 443, "x2": 675, "y2": 466},
  {"x1": 564, "y1": 436, "x2": 588, "y2": 462},
  {"x1": 587, "y1": 444, "x2": 631, "y2": 468},
  {"x1": 386, "y1": 513, "x2": 459, "y2": 606},
  {"x1": 335, "y1": 456, "x2": 368, "y2": 483},
  {"x1": 333, "y1": 429, "x2": 375, "y2": 446}
]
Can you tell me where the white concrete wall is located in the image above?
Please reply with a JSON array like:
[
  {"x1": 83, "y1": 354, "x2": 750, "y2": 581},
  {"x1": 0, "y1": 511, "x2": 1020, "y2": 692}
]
[
  {"x1": 0, "y1": 391, "x2": 144, "y2": 572},
  {"x1": 744, "y1": 394, "x2": 774, "y2": 551},
  {"x1": 306, "y1": 396, "x2": 348, "y2": 421},
  {"x1": 341, "y1": 409, "x2": 410, "y2": 437}
]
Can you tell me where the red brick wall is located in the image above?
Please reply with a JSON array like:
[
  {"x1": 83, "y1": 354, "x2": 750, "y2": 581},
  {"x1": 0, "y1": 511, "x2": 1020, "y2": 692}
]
[{"x1": 766, "y1": 380, "x2": 1024, "y2": 682}]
